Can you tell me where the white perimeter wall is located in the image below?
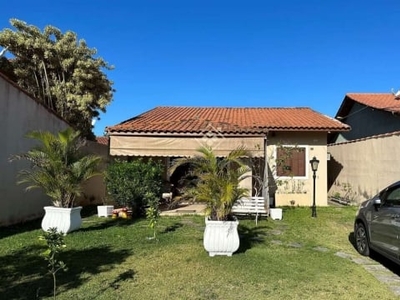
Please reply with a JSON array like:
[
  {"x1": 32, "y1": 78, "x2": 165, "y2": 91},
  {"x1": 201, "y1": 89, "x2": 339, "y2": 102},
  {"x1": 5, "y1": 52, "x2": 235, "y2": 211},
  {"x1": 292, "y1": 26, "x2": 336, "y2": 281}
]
[{"x1": 0, "y1": 74, "x2": 68, "y2": 226}]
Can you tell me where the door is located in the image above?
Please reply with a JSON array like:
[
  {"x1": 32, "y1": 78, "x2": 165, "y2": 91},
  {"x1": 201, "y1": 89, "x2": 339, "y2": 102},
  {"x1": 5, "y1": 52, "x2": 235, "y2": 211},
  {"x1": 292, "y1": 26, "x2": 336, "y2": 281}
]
[{"x1": 369, "y1": 184, "x2": 400, "y2": 259}]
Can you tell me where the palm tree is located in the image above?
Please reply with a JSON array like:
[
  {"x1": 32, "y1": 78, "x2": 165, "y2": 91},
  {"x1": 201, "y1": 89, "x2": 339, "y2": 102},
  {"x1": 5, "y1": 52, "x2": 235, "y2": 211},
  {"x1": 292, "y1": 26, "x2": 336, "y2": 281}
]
[
  {"x1": 169, "y1": 145, "x2": 252, "y2": 221},
  {"x1": 11, "y1": 128, "x2": 102, "y2": 208}
]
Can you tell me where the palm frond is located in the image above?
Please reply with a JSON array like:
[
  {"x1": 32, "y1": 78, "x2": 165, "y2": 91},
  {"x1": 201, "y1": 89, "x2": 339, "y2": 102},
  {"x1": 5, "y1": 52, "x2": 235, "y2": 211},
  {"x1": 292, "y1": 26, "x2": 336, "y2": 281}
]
[
  {"x1": 168, "y1": 145, "x2": 251, "y2": 221},
  {"x1": 12, "y1": 128, "x2": 100, "y2": 207}
]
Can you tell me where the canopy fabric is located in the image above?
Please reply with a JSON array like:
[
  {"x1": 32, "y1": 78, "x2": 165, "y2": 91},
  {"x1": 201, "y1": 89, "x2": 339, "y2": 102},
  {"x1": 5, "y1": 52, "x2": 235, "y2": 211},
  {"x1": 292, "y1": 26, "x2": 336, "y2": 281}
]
[{"x1": 110, "y1": 135, "x2": 265, "y2": 157}]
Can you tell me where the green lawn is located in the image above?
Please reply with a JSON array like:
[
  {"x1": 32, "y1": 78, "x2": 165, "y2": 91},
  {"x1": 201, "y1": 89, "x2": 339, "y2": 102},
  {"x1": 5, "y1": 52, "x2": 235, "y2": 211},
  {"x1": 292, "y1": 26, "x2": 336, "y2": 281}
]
[{"x1": 0, "y1": 206, "x2": 397, "y2": 299}]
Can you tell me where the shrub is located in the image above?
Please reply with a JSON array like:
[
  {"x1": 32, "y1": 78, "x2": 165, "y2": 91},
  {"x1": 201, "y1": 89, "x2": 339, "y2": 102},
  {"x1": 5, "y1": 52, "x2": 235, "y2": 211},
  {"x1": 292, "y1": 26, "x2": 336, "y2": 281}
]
[{"x1": 104, "y1": 158, "x2": 163, "y2": 215}]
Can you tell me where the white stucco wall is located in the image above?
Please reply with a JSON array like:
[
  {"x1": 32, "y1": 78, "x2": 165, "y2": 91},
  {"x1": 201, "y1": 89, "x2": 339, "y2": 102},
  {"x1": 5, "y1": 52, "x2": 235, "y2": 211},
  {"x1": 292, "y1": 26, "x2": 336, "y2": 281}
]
[{"x1": 0, "y1": 74, "x2": 68, "y2": 226}]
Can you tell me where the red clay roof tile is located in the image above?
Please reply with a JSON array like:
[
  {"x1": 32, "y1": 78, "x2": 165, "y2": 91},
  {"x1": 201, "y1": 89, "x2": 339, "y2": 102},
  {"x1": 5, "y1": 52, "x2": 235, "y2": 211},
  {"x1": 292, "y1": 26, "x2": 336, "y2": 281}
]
[
  {"x1": 107, "y1": 106, "x2": 349, "y2": 134},
  {"x1": 95, "y1": 136, "x2": 109, "y2": 145},
  {"x1": 346, "y1": 93, "x2": 400, "y2": 113}
]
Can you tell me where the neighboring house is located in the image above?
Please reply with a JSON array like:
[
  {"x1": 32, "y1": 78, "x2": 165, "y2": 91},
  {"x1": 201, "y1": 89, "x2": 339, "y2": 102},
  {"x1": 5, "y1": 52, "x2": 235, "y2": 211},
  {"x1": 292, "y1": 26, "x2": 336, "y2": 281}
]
[
  {"x1": 106, "y1": 106, "x2": 349, "y2": 207},
  {"x1": 96, "y1": 136, "x2": 110, "y2": 146},
  {"x1": 328, "y1": 93, "x2": 400, "y2": 203},
  {"x1": 330, "y1": 93, "x2": 400, "y2": 143}
]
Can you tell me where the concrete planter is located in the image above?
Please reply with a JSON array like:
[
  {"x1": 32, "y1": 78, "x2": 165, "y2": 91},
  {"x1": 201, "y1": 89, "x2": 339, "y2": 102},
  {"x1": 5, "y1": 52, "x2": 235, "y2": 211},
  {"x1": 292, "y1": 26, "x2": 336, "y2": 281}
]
[
  {"x1": 41, "y1": 206, "x2": 82, "y2": 234},
  {"x1": 269, "y1": 208, "x2": 283, "y2": 220},
  {"x1": 203, "y1": 217, "x2": 240, "y2": 257},
  {"x1": 97, "y1": 205, "x2": 114, "y2": 217}
]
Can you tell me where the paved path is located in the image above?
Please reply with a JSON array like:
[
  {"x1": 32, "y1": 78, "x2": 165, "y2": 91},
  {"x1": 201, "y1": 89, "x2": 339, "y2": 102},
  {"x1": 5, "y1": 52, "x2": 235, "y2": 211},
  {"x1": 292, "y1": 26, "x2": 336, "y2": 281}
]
[
  {"x1": 160, "y1": 203, "x2": 206, "y2": 216},
  {"x1": 335, "y1": 251, "x2": 400, "y2": 296}
]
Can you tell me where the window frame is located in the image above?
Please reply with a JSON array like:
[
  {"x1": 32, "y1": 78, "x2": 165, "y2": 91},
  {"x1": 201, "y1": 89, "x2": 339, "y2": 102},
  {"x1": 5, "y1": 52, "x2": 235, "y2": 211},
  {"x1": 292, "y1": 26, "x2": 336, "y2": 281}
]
[
  {"x1": 273, "y1": 145, "x2": 309, "y2": 179},
  {"x1": 380, "y1": 185, "x2": 400, "y2": 208}
]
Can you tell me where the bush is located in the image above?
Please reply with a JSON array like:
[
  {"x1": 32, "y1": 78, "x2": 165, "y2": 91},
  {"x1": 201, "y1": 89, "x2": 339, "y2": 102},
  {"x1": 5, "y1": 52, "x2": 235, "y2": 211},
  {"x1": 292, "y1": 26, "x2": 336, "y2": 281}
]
[{"x1": 104, "y1": 159, "x2": 163, "y2": 215}]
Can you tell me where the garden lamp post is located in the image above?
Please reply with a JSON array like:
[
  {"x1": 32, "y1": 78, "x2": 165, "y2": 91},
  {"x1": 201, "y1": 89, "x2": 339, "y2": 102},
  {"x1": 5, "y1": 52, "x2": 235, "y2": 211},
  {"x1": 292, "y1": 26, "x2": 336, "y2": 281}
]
[{"x1": 309, "y1": 156, "x2": 319, "y2": 218}]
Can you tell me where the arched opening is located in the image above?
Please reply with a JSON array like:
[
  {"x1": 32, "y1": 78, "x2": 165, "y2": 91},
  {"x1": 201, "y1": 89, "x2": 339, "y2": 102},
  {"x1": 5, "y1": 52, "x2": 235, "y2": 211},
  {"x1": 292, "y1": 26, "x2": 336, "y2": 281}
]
[{"x1": 169, "y1": 162, "x2": 197, "y2": 202}]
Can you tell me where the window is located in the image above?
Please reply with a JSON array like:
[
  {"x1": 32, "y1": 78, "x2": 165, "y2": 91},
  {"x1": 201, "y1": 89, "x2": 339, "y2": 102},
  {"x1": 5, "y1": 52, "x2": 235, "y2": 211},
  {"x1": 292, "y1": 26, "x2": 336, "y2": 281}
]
[
  {"x1": 276, "y1": 146, "x2": 306, "y2": 177},
  {"x1": 381, "y1": 185, "x2": 400, "y2": 207}
]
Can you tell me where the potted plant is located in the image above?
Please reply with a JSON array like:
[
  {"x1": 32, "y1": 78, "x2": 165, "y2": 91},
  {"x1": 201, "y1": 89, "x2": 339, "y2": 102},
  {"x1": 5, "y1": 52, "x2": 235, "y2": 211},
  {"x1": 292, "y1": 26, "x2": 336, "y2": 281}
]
[
  {"x1": 11, "y1": 128, "x2": 102, "y2": 234},
  {"x1": 169, "y1": 145, "x2": 251, "y2": 256}
]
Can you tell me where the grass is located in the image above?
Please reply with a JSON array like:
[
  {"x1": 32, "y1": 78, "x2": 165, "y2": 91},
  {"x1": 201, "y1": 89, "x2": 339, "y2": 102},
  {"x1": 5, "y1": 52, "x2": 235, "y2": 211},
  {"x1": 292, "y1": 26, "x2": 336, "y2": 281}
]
[{"x1": 0, "y1": 206, "x2": 398, "y2": 299}]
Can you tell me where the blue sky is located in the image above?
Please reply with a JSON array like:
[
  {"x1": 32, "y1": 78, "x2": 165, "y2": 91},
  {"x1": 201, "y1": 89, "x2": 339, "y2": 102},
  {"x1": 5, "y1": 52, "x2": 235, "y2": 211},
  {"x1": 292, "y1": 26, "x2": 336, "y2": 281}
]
[{"x1": 1, "y1": 1, "x2": 400, "y2": 136}]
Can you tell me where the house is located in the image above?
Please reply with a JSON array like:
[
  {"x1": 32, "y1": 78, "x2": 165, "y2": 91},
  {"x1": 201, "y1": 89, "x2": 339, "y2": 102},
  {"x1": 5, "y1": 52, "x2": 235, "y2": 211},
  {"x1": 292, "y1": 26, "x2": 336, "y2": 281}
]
[
  {"x1": 106, "y1": 106, "x2": 349, "y2": 207},
  {"x1": 330, "y1": 93, "x2": 400, "y2": 143},
  {"x1": 328, "y1": 93, "x2": 400, "y2": 203}
]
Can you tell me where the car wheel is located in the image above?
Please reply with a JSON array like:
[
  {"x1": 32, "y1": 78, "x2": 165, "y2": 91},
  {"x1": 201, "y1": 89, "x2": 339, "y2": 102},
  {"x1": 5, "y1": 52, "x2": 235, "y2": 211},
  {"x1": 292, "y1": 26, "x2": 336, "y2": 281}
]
[{"x1": 355, "y1": 222, "x2": 370, "y2": 256}]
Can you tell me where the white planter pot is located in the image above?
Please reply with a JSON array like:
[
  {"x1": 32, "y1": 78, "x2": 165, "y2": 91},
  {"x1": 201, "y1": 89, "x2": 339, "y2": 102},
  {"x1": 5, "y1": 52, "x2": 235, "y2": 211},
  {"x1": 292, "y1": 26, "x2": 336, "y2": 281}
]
[
  {"x1": 41, "y1": 206, "x2": 82, "y2": 234},
  {"x1": 97, "y1": 205, "x2": 114, "y2": 217},
  {"x1": 270, "y1": 208, "x2": 283, "y2": 220},
  {"x1": 203, "y1": 217, "x2": 240, "y2": 257}
]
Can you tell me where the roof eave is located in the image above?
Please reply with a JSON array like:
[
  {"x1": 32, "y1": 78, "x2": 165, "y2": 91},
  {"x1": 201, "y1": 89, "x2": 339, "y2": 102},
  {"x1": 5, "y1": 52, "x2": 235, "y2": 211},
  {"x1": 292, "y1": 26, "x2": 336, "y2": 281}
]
[{"x1": 107, "y1": 127, "x2": 350, "y2": 135}]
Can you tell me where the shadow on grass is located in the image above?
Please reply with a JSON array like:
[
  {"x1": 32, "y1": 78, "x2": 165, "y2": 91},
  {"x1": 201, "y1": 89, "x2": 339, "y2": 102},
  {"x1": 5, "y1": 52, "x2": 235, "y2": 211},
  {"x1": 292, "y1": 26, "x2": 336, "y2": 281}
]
[
  {"x1": 74, "y1": 268, "x2": 137, "y2": 300},
  {"x1": 80, "y1": 215, "x2": 144, "y2": 233},
  {"x1": 0, "y1": 242, "x2": 133, "y2": 299},
  {"x1": 348, "y1": 231, "x2": 400, "y2": 277},
  {"x1": 0, "y1": 218, "x2": 43, "y2": 240},
  {"x1": 162, "y1": 223, "x2": 184, "y2": 233},
  {"x1": 0, "y1": 205, "x2": 142, "y2": 240},
  {"x1": 105, "y1": 269, "x2": 136, "y2": 292},
  {"x1": 348, "y1": 231, "x2": 356, "y2": 248},
  {"x1": 237, "y1": 224, "x2": 270, "y2": 254},
  {"x1": 0, "y1": 213, "x2": 144, "y2": 240}
]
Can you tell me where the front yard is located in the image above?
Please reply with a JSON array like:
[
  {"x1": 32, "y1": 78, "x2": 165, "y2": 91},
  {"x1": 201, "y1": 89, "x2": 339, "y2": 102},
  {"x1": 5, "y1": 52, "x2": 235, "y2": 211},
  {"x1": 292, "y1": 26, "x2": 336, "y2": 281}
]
[{"x1": 0, "y1": 206, "x2": 397, "y2": 299}]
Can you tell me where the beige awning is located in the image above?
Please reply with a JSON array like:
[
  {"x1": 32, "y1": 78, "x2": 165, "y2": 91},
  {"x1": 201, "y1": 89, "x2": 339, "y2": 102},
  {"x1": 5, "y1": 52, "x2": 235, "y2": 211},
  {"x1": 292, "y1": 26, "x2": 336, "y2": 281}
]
[{"x1": 110, "y1": 135, "x2": 265, "y2": 157}]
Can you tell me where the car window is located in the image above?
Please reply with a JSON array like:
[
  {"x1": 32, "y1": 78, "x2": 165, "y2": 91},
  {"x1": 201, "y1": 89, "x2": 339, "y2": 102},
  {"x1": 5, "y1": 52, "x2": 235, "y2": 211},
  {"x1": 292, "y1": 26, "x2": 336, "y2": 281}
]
[{"x1": 382, "y1": 186, "x2": 400, "y2": 207}]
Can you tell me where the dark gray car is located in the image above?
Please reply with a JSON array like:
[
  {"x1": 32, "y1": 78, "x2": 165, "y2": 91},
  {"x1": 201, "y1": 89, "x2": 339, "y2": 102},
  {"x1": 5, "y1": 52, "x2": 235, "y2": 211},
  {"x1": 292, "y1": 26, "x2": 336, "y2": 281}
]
[{"x1": 354, "y1": 181, "x2": 400, "y2": 263}]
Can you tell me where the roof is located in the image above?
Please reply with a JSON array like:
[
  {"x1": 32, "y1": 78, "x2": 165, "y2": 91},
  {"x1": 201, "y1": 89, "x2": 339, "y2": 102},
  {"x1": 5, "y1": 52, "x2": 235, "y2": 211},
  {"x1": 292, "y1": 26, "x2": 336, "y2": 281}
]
[
  {"x1": 95, "y1": 136, "x2": 109, "y2": 145},
  {"x1": 336, "y1": 93, "x2": 400, "y2": 119},
  {"x1": 107, "y1": 106, "x2": 349, "y2": 134}
]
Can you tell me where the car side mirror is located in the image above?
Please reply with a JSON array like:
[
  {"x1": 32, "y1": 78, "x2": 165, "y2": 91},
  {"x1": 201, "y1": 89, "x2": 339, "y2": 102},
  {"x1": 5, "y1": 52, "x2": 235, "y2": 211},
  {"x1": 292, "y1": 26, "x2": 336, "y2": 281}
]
[{"x1": 373, "y1": 198, "x2": 382, "y2": 210}]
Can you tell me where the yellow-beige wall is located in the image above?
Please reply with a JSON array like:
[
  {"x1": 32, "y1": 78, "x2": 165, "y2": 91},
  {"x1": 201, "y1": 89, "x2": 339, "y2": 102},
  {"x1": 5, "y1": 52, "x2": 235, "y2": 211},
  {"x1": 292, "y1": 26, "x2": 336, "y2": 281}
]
[
  {"x1": 77, "y1": 140, "x2": 109, "y2": 206},
  {"x1": 328, "y1": 133, "x2": 400, "y2": 204},
  {"x1": 267, "y1": 132, "x2": 328, "y2": 207}
]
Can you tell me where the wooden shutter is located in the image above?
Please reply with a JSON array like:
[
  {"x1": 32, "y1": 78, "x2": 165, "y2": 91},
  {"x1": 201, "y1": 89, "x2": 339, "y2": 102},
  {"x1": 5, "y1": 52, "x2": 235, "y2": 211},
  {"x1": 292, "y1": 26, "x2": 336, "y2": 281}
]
[{"x1": 276, "y1": 147, "x2": 305, "y2": 177}]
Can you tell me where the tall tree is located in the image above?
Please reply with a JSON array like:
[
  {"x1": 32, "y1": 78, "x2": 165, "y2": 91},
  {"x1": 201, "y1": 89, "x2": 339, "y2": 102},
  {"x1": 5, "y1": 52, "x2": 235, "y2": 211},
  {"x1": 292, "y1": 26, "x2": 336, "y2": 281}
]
[{"x1": 0, "y1": 19, "x2": 114, "y2": 139}]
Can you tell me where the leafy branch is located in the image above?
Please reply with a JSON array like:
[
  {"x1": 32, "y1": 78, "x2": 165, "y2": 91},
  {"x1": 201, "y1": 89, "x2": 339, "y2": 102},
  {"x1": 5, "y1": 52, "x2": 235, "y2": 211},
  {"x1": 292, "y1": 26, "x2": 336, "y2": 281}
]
[{"x1": 39, "y1": 228, "x2": 68, "y2": 299}]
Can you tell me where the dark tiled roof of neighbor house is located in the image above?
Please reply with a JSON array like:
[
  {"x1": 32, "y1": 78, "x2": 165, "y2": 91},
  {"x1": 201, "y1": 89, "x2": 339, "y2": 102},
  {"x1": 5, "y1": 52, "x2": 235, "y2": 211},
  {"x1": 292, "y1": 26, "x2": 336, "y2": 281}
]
[
  {"x1": 95, "y1": 136, "x2": 109, "y2": 145},
  {"x1": 107, "y1": 106, "x2": 350, "y2": 134},
  {"x1": 339, "y1": 93, "x2": 400, "y2": 116}
]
